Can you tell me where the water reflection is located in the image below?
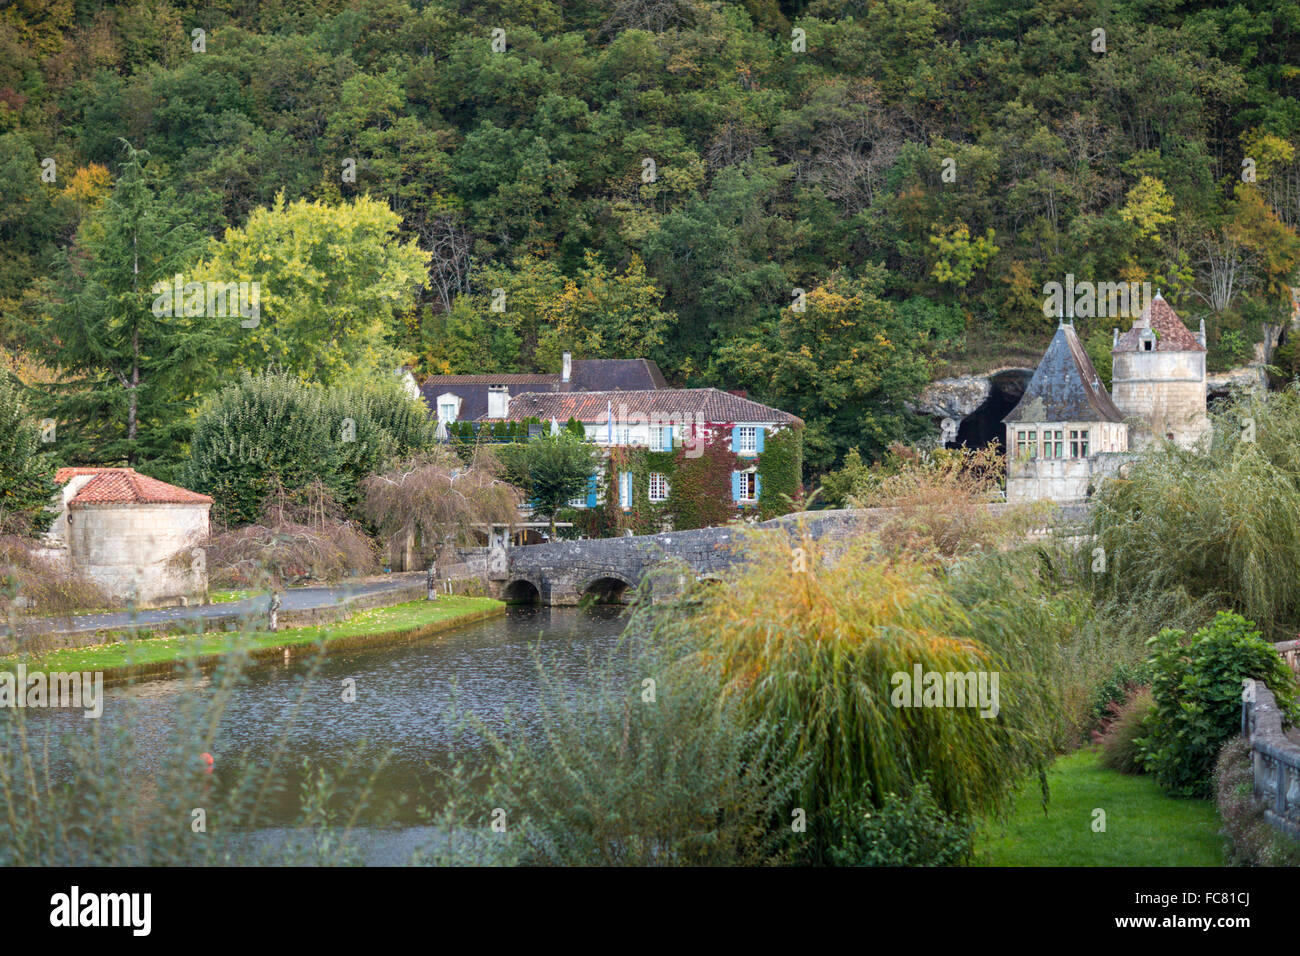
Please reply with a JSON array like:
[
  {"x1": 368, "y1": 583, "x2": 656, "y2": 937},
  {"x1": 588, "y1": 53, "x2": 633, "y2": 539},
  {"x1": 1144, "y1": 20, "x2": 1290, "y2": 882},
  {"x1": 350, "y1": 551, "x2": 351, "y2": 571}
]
[{"x1": 28, "y1": 605, "x2": 630, "y2": 832}]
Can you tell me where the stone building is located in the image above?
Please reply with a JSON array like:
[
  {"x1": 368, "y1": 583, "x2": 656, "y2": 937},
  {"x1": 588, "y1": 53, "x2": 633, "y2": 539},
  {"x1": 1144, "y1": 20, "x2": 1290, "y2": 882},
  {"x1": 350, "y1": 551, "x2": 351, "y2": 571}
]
[
  {"x1": 1002, "y1": 320, "x2": 1129, "y2": 503},
  {"x1": 498, "y1": 388, "x2": 803, "y2": 515},
  {"x1": 47, "y1": 467, "x2": 213, "y2": 606},
  {"x1": 1110, "y1": 292, "x2": 1211, "y2": 449}
]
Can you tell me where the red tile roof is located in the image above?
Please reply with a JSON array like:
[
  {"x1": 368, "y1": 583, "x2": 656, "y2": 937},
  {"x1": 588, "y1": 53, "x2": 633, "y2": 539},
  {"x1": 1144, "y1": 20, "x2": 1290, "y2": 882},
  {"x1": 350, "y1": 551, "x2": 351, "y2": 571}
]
[
  {"x1": 56, "y1": 468, "x2": 213, "y2": 506},
  {"x1": 1114, "y1": 294, "x2": 1204, "y2": 352},
  {"x1": 495, "y1": 388, "x2": 803, "y2": 425}
]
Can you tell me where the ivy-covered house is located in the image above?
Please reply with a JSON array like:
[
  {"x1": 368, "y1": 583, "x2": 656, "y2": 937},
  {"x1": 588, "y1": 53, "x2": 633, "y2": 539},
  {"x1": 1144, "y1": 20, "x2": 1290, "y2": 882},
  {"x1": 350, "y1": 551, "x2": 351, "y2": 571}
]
[{"x1": 492, "y1": 388, "x2": 804, "y2": 533}]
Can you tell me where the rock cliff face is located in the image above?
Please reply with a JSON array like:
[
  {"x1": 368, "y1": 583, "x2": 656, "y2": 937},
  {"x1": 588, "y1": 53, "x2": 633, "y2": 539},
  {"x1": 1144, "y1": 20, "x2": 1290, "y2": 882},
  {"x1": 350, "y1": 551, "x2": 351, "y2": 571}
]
[
  {"x1": 916, "y1": 360, "x2": 1268, "y2": 450},
  {"x1": 908, "y1": 369, "x2": 1034, "y2": 450}
]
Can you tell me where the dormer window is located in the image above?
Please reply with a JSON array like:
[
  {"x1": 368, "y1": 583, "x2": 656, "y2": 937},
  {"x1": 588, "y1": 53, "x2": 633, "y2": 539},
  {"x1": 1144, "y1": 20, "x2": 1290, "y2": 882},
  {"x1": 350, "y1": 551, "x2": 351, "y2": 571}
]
[
  {"x1": 1143, "y1": 339, "x2": 1153, "y2": 351},
  {"x1": 487, "y1": 386, "x2": 508, "y2": 419}
]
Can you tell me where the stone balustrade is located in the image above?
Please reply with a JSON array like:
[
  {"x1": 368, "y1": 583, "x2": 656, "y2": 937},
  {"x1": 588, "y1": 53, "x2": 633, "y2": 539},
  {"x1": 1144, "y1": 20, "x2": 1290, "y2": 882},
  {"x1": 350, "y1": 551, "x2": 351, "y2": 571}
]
[{"x1": 1241, "y1": 679, "x2": 1300, "y2": 840}]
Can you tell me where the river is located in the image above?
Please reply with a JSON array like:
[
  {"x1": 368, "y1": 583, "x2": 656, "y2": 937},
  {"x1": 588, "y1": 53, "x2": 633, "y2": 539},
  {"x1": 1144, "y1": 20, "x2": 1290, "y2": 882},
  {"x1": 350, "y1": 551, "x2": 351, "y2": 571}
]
[{"x1": 26, "y1": 605, "x2": 631, "y2": 864}]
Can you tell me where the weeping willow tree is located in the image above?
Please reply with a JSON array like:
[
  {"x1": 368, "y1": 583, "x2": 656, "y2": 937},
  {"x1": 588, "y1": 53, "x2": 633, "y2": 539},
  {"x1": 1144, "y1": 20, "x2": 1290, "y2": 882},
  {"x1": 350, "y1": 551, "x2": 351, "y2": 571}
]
[
  {"x1": 636, "y1": 527, "x2": 1060, "y2": 860},
  {"x1": 359, "y1": 445, "x2": 521, "y2": 568},
  {"x1": 1090, "y1": 385, "x2": 1300, "y2": 640}
]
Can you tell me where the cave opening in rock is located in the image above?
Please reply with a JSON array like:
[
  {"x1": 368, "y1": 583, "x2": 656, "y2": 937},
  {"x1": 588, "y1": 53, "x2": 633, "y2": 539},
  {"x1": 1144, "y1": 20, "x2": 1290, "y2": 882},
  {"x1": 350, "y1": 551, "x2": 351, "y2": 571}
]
[{"x1": 951, "y1": 369, "x2": 1033, "y2": 454}]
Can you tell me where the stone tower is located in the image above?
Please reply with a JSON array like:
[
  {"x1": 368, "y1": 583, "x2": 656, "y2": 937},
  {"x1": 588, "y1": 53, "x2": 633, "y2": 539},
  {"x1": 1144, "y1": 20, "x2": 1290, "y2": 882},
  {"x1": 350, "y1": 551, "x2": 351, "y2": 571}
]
[{"x1": 1110, "y1": 293, "x2": 1210, "y2": 449}]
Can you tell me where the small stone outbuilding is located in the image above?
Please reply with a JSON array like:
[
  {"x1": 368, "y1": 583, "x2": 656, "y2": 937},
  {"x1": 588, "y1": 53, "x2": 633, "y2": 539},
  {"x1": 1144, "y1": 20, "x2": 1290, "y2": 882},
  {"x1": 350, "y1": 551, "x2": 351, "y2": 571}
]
[{"x1": 48, "y1": 467, "x2": 213, "y2": 607}]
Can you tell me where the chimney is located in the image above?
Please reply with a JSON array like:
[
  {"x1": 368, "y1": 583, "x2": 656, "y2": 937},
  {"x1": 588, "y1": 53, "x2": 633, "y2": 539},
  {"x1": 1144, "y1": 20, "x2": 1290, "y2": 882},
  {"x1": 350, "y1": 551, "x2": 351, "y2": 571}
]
[
  {"x1": 561, "y1": 351, "x2": 572, "y2": 383},
  {"x1": 1112, "y1": 328, "x2": 1119, "y2": 348},
  {"x1": 1197, "y1": 318, "x2": 1206, "y2": 348}
]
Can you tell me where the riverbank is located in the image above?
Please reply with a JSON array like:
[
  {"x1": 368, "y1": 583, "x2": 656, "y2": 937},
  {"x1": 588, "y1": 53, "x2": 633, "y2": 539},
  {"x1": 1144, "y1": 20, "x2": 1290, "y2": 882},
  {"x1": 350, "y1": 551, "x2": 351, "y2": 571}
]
[
  {"x1": 976, "y1": 749, "x2": 1224, "y2": 866},
  {"x1": 2, "y1": 596, "x2": 506, "y2": 685}
]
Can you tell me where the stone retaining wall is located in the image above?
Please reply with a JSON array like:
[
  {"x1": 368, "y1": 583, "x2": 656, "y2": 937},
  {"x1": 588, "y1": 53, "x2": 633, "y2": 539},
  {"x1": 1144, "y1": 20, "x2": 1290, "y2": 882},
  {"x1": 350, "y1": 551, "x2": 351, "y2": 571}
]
[{"x1": 1241, "y1": 679, "x2": 1300, "y2": 840}]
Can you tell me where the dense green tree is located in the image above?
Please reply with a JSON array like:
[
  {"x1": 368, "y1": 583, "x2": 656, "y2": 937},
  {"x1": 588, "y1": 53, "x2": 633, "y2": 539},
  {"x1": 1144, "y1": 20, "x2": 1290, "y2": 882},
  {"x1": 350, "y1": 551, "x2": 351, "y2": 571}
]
[
  {"x1": 496, "y1": 434, "x2": 600, "y2": 537},
  {"x1": 0, "y1": 378, "x2": 57, "y2": 535},
  {"x1": 20, "y1": 144, "x2": 212, "y2": 478}
]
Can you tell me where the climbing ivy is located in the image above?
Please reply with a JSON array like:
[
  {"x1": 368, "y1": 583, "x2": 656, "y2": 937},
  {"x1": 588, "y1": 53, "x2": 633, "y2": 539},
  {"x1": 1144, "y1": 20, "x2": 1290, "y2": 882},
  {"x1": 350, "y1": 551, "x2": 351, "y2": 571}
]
[
  {"x1": 755, "y1": 426, "x2": 804, "y2": 519},
  {"x1": 525, "y1": 425, "x2": 804, "y2": 536}
]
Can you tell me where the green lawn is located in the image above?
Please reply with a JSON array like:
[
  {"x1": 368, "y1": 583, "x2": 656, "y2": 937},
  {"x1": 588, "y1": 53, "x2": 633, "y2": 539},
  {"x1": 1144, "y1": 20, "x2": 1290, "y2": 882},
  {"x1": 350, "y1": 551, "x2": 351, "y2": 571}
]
[
  {"x1": 208, "y1": 589, "x2": 258, "y2": 605},
  {"x1": 4, "y1": 596, "x2": 504, "y2": 674},
  {"x1": 976, "y1": 748, "x2": 1224, "y2": 866}
]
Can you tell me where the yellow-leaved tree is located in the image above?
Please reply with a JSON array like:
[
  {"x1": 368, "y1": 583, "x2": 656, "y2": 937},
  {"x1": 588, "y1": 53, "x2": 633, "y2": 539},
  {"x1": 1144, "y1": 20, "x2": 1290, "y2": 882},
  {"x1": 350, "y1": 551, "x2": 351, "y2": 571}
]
[{"x1": 193, "y1": 193, "x2": 430, "y2": 384}]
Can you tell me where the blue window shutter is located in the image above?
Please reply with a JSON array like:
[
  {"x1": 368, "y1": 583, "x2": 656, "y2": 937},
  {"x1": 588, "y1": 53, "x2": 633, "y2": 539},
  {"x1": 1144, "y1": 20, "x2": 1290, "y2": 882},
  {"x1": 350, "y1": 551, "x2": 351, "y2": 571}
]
[
  {"x1": 586, "y1": 473, "x2": 598, "y2": 508},
  {"x1": 731, "y1": 471, "x2": 742, "y2": 502},
  {"x1": 730, "y1": 425, "x2": 739, "y2": 453},
  {"x1": 755, "y1": 426, "x2": 765, "y2": 454}
]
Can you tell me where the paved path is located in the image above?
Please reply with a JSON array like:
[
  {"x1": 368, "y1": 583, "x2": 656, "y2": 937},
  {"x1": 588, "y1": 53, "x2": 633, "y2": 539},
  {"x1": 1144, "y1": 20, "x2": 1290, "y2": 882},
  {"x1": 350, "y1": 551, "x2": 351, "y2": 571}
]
[{"x1": 7, "y1": 574, "x2": 423, "y2": 638}]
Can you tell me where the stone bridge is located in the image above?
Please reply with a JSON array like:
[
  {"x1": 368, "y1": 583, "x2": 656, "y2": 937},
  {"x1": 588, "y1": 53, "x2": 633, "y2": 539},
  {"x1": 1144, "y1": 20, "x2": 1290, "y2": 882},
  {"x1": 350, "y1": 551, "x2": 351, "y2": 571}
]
[{"x1": 487, "y1": 502, "x2": 1092, "y2": 606}]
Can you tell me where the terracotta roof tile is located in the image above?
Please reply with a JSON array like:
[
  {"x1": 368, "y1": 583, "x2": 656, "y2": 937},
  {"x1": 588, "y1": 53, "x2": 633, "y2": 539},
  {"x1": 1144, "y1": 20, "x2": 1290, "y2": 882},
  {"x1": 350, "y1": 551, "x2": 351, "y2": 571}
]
[
  {"x1": 1114, "y1": 295, "x2": 1204, "y2": 352},
  {"x1": 57, "y1": 468, "x2": 213, "y2": 506}
]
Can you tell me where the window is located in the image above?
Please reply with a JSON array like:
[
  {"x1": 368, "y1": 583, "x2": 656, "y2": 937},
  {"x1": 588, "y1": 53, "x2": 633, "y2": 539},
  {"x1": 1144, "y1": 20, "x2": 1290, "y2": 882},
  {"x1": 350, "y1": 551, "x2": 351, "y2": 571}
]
[
  {"x1": 737, "y1": 472, "x2": 757, "y2": 501},
  {"x1": 618, "y1": 427, "x2": 633, "y2": 446},
  {"x1": 1015, "y1": 429, "x2": 1038, "y2": 459},
  {"x1": 736, "y1": 426, "x2": 758, "y2": 454},
  {"x1": 1070, "y1": 429, "x2": 1090, "y2": 458},
  {"x1": 619, "y1": 472, "x2": 633, "y2": 508},
  {"x1": 438, "y1": 401, "x2": 457, "y2": 422},
  {"x1": 650, "y1": 425, "x2": 673, "y2": 452},
  {"x1": 648, "y1": 472, "x2": 669, "y2": 502},
  {"x1": 486, "y1": 386, "x2": 508, "y2": 419},
  {"x1": 1046, "y1": 429, "x2": 1064, "y2": 458}
]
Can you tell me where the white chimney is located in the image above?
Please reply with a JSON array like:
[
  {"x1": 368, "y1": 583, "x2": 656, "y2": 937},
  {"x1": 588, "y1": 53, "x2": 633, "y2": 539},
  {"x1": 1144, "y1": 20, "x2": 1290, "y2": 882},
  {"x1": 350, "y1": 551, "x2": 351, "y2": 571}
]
[{"x1": 561, "y1": 351, "x2": 572, "y2": 383}]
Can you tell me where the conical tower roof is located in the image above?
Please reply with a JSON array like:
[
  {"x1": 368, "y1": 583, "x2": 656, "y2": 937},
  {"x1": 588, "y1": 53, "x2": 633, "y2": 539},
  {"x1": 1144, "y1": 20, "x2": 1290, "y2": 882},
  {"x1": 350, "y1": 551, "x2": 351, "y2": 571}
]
[
  {"x1": 1003, "y1": 323, "x2": 1124, "y2": 424},
  {"x1": 1114, "y1": 292, "x2": 1204, "y2": 352}
]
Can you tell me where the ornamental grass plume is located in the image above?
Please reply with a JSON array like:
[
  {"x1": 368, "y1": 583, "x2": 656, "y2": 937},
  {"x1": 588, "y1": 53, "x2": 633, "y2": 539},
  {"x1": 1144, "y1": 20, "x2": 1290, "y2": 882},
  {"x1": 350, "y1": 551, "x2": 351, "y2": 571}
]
[{"x1": 648, "y1": 526, "x2": 1052, "y2": 835}]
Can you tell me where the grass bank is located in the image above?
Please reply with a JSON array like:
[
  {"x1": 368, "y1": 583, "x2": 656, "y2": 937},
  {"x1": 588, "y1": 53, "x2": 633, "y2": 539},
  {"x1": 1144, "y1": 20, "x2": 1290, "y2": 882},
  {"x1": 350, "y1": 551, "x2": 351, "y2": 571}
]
[
  {"x1": 976, "y1": 749, "x2": 1223, "y2": 866},
  {"x1": 3, "y1": 596, "x2": 505, "y2": 684}
]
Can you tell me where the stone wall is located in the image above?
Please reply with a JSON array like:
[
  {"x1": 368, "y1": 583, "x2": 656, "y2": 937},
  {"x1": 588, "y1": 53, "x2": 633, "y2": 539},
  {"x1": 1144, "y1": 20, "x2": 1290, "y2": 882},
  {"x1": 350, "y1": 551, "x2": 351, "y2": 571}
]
[
  {"x1": 65, "y1": 502, "x2": 210, "y2": 607},
  {"x1": 1241, "y1": 679, "x2": 1300, "y2": 840},
  {"x1": 1111, "y1": 349, "x2": 1210, "y2": 447}
]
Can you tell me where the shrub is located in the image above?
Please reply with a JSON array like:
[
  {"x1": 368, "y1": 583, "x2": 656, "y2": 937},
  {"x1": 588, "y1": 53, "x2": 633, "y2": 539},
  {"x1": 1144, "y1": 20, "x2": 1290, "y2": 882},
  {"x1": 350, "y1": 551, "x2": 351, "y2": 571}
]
[
  {"x1": 837, "y1": 443, "x2": 1048, "y2": 560},
  {"x1": 1097, "y1": 686, "x2": 1154, "y2": 775},
  {"x1": 0, "y1": 379, "x2": 57, "y2": 536},
  {"x1": 195, "y1": 481, "x2": 379, "y2": 587},
  {"x1": 1214, "y1": 737, "x2": 1300, "y2": 866},
  {"x1": 0, "y1": 535, "x2": 112, "y2": 616},
  {"x1": 824, "y1": 778, "x2": 975, "y2": 867},
  {"x1": 1088, "y1": 658, "x2": 1155, "y2": 738},
  {"x1": 1140, "y1": 611, "x2": 1299, "y2": 797},
  {"x1": 1090, "y1": 386, "x2": 1300, "y2": 639}
]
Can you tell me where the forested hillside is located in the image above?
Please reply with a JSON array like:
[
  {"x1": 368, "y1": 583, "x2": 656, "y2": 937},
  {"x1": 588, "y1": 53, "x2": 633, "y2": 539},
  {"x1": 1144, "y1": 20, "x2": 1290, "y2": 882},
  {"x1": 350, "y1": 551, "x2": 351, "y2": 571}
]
[{"x1": 2, "y1": 0, "x2": 1299, "y2": 477}]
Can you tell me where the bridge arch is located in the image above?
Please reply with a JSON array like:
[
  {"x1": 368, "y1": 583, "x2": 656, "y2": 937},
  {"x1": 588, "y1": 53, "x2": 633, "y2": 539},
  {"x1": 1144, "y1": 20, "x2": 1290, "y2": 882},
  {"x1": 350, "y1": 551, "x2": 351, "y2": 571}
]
[
  {"x1": 579, "y1": 571, "x2": 638, "y2": 605},
  {"x1": 502, "y1": 577, "x2": 541, "y2": 605}
]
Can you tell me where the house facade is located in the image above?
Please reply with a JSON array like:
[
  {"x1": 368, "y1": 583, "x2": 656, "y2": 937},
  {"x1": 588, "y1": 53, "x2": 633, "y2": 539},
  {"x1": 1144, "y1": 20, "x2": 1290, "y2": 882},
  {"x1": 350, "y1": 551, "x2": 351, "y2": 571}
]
[
  {"x1": 493, "y1": 388, "x2": 804, "y2": 527},
  {"x1": 1003, "y1": 320, "x2": 1129, "y2": 503}
]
